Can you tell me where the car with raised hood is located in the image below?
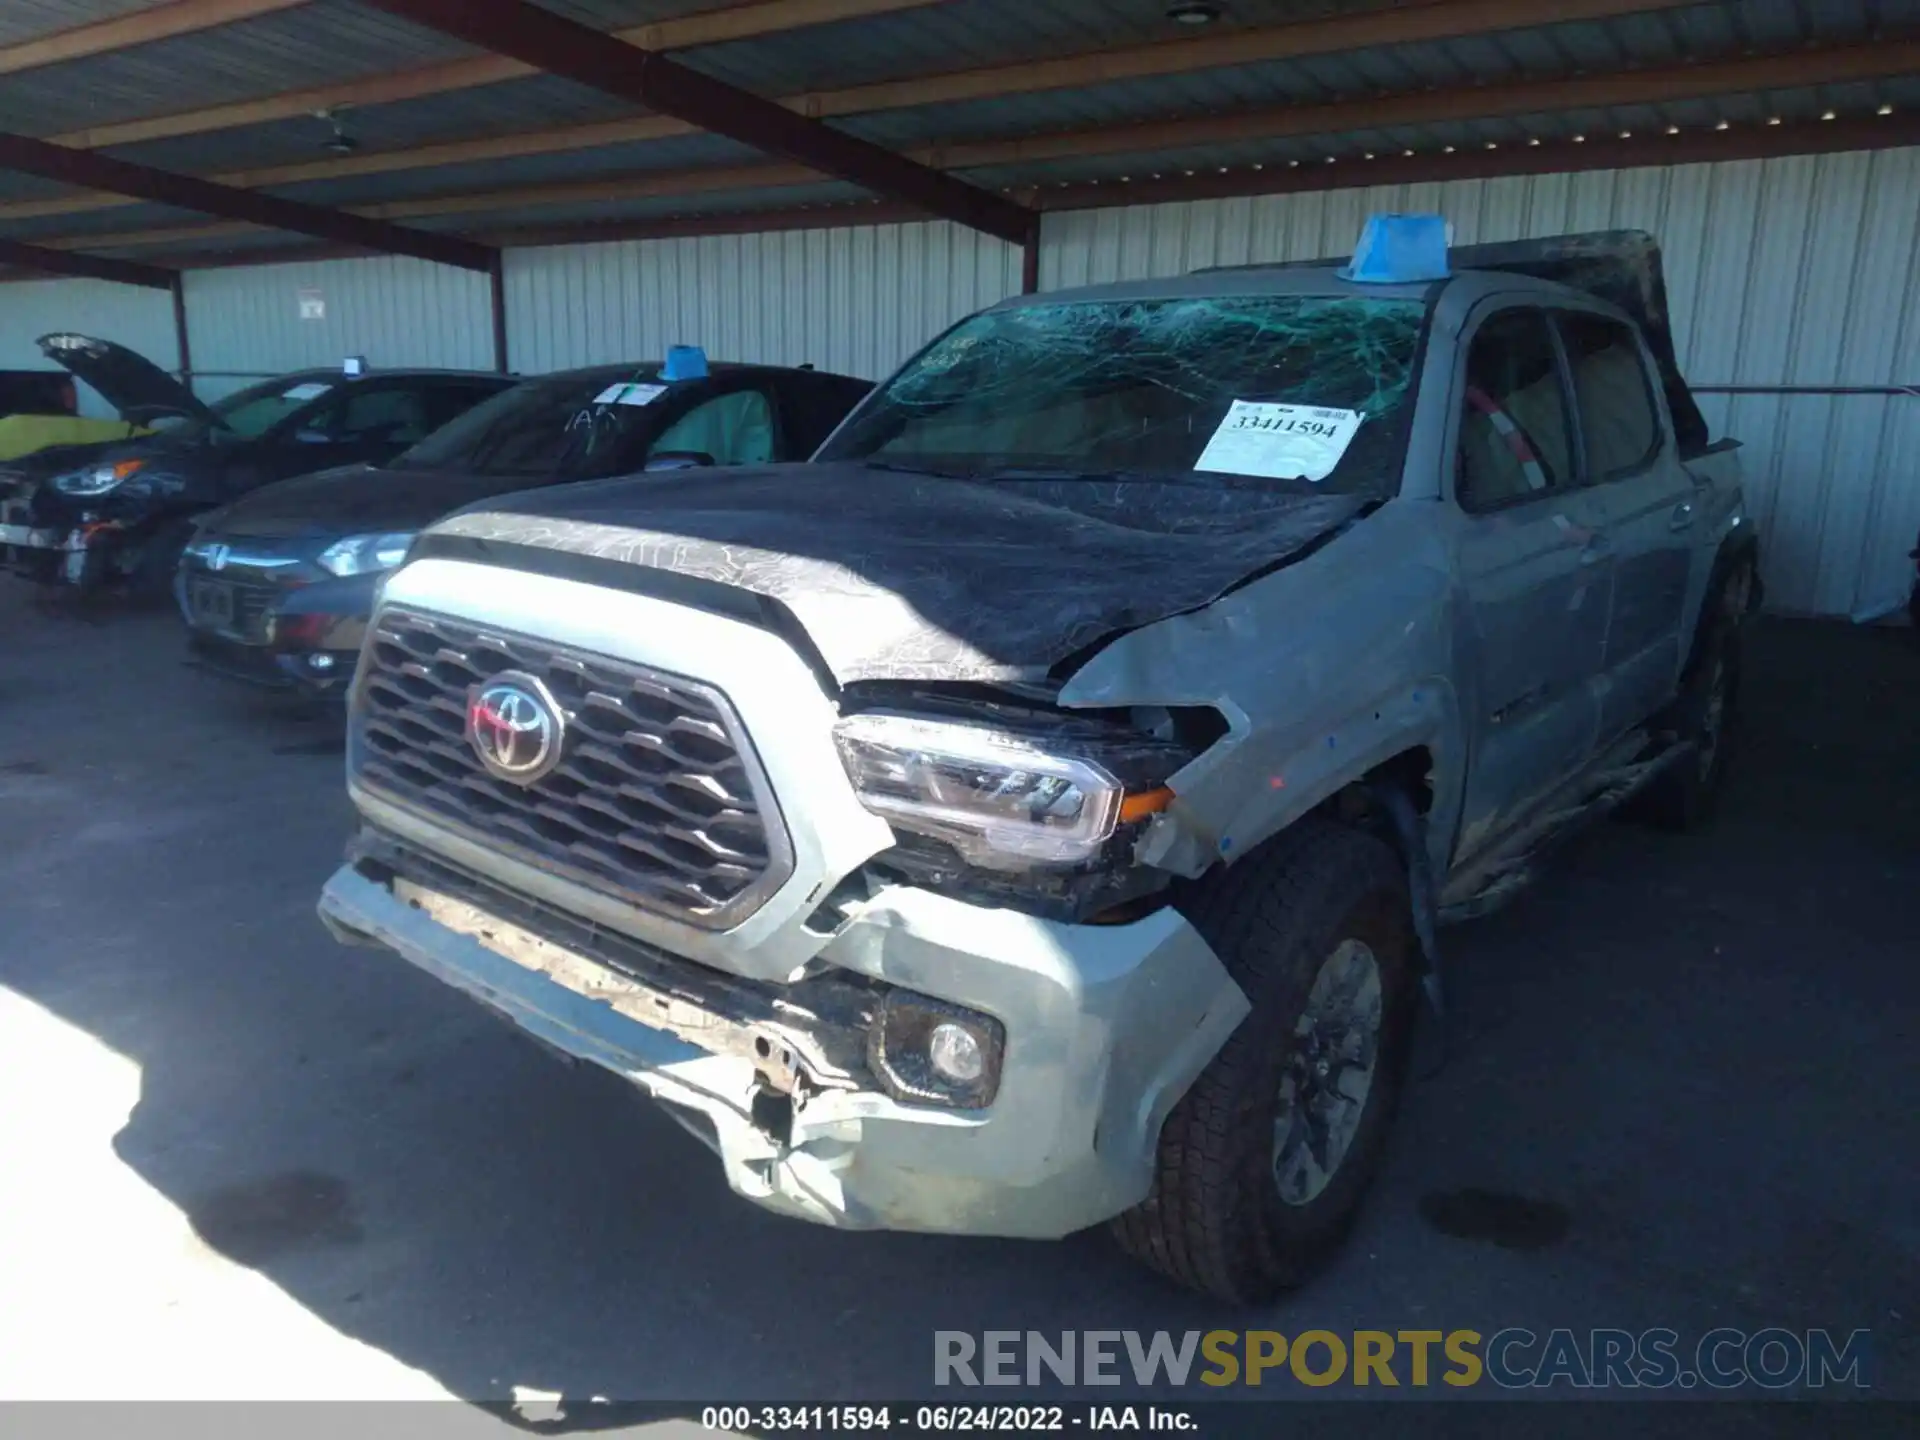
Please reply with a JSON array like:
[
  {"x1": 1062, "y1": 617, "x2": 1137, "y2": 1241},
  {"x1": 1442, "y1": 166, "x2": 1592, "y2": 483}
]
[
  {"x1": 0, "y1": 367, "x2": 152, "y2": 463},
  {"x1": 316, "y1": 220, "x2": 1760, "y2": 1302},
  {"x1": 0, "y1": 333, "x2": 509, "y2": 595},
  {"x1": 178, "y1": 349, "x2": 873, "y2": 697}
]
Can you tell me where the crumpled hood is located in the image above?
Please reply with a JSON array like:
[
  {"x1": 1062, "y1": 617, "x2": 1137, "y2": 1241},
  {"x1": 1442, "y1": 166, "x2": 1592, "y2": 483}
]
[
  {"x1": 212, "y1": 462, "x2": 543, "y2": 539},
  {"x1": 425, "y1": 461, "x2": 1369, "y2": 685}
]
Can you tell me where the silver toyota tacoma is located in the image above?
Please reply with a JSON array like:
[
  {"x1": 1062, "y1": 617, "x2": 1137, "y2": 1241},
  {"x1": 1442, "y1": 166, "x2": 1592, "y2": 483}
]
[{"x1": 318, "y1": 223, "x2": 1759, "y2": 1302}]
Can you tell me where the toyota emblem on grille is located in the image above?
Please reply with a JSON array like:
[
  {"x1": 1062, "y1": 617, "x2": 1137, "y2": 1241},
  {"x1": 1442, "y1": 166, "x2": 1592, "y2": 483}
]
[{"x1": 466, "y1": 672, "x2": 564, "y2": 784}]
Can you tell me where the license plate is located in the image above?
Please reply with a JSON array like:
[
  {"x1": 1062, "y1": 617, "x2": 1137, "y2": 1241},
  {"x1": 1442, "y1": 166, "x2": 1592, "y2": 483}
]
[{"x1": 189, "y1": 578, "x2": 236, "y2": 629}]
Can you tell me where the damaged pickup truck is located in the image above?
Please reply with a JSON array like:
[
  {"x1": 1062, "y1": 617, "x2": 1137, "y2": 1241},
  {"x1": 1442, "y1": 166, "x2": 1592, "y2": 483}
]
[{"x1": 318, "y1": 221, "x2": 1759, "y2": 1302}]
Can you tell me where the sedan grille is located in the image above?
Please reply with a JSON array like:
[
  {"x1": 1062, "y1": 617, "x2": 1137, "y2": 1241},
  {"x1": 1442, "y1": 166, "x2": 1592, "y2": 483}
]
[
  {"x1": 180, "y1": 569, "x2": 279, "y2": 643},
  {"x1": 351, "y1": 607, "x2": 790, "y2": 928}
]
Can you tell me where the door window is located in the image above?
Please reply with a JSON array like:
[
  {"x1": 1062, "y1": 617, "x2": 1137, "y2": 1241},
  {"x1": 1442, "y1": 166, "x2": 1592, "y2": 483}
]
[
  {"x1": 1456, "y1": 309, "x2": 1575, "y2": 512},
  {"x1": 1558, "y1": 313, "x2": 1661, "y2": 481},
  {"x1": 777, "y1": 372, "x2": 873, "y2": 457},
  {"x1": 335, "y1": 386, "x2": 433, "y2": 445},
  {"x1": 648, "y1": 389, "x2": 776, "y2": 465}
]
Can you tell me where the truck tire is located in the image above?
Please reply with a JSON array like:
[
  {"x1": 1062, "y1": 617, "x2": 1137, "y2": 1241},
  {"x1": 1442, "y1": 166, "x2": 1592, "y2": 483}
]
[
  {"x1": 1625, "y1": 563, "x2": 1750, "y2": 832},
  {"x1": 1111, "y1": 818, "x2": 1417, "y2": 1303}
]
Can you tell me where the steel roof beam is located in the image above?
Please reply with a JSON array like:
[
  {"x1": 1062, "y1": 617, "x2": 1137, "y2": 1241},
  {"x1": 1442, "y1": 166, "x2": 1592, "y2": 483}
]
[
  {"x1": 0, "y1": 0, "x2": 307, "y2": 77},
  {"x1": 0, "y1": 0, "x2": 1705, "y2": 226},
  {"x1": 0, "y1": 234, "x2": 175, "y2": 287},
  {"x1": 356, "y1": 0, "x2": 1033, "y2": 243},
  {"x1": 50, "y1": 0, "x2": 941, "y2": 151},
  {"x1": 0, "y1": 130, "x2": 495, "y2": 271},
  {"x1": 26, "y1": 36, "x2": 1915, "y2": 255}
]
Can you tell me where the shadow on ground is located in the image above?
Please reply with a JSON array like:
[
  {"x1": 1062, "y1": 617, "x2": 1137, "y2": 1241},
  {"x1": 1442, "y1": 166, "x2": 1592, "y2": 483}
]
[{"x1": 1, "y1": 580, "x2": 1915, "y2": 1417}]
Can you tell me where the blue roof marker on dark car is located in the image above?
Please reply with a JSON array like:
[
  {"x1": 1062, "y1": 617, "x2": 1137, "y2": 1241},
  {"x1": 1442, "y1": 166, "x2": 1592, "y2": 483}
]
[{"x1": 663, "y1": 345, "x2": 710, "y2": 381}]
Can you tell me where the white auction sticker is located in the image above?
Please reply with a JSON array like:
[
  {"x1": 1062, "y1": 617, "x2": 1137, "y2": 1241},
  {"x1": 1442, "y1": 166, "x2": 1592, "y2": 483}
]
[
  {"x1": 1195, "y1": 400, "x2": 1364, "y2": 482},
  {"x1": 282, "y1": 381, "x2": 333, "y2": 401},
  {"x1": 593, "y1": 381, "x2": 668, "y2": 407}
]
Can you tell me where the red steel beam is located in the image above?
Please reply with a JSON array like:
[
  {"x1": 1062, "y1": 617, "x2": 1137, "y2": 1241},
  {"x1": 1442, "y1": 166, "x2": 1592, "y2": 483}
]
[
  {"x1": 0, "y1": 234, "x2": 174, "y2": 288},
  {"x1": 0, "y1": 130, "x2": 495, "y2": 272},
  {"x1": 358, "y1": 0, "x2": 1036, "y2": 245},
  {"x1": 1028, "y1": 113, "x2": 1920, "y2": 211}
]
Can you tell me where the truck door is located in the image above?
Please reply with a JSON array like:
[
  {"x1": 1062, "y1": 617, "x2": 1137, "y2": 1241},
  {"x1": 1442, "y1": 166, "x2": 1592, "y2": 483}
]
[
  {"x1": 1555, "y1": 309, "x2": 1697, "y2": 740},
  {"x1": 1450, "y1": 305, "x2": 1611, "y2": 862}
]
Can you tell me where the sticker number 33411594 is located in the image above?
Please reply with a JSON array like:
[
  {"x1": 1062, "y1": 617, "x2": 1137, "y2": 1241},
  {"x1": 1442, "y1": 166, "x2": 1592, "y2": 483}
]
[{"x1": 1195, "y1": 399, "x2": 1364, "y2": 483}]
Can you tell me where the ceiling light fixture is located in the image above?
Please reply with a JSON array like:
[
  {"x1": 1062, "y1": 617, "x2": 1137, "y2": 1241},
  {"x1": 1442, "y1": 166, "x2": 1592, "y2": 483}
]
[
  {"x1": 314, "y1": 106, "x2": 359, "y2": 155},
  {"x1": 1165, "y1": 2, "x2": 1222, "y2": 24},
  {"x1": 1879, "y1": 103, "x2": 1895, "y2": 115},
  {"x1": 1715, "y1": 119, "x2": 1730, "y2": 130}
]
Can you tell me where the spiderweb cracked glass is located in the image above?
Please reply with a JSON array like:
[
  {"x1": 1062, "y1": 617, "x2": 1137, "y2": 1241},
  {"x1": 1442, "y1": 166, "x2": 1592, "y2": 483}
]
[{"x1": 844, "y1": 296, "x2": 1427, "y2": 496}]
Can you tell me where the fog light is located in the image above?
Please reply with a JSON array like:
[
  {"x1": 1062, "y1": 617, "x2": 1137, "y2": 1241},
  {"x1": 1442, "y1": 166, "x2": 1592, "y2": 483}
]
[
  {"x1": 928, "y1": 1022, "x2": 985, "y2": 1084},
  {"x1": 308, "y1": 653, "x2": 336, "y2": 672},
  {"x1": 869, "y1": 992, "x2": 1005, "y2": 1109}
]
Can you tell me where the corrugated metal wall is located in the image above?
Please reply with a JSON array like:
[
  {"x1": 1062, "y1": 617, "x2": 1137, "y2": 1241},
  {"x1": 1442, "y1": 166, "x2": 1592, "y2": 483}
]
[
  {"x1": 0, "y1": 278, "x2": 179, "y2": 417},
  {"x1": 181, "y1": 255, "x2": 494, "y2": 400},
  {"x1": 502, "y1": 221, "x2": 1022, "y2": 380},
  {"x1": 1040, "y1": 148, "x2": 1920, "y2": 620}
]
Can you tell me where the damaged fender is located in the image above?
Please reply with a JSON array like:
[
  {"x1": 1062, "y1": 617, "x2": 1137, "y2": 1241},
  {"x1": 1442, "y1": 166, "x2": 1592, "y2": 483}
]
[{"x1": 1061, "y1": 500, "x2": 1465, "y2": 881}]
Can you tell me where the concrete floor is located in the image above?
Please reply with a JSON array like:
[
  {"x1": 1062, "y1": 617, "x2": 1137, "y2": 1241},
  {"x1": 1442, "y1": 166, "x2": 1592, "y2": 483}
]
[{"x1": 1, "y1": 577, "x2": 1915, "y2": 1417}]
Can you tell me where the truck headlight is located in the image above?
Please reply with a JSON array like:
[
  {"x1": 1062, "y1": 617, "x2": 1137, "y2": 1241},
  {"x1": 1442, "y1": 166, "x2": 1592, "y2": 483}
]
[
  {"x1": 318, "y1": 531, "x2": 416, "y2": 577},
  {"x1": 52, "y1": 459, "x2": 145, "y2": 496},
  {"x1": 833, "y1": 713, "x2": 1152, "y2": 868}
]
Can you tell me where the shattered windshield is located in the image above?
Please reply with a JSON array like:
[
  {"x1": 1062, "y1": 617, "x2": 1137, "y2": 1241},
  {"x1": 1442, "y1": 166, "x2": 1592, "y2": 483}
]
[
  {"x1": 818, "y1": 294, "x2": 1428, "y2": 497},
  {"x1": 391, "y1": 368, "x2": 664, "y2": 477}
]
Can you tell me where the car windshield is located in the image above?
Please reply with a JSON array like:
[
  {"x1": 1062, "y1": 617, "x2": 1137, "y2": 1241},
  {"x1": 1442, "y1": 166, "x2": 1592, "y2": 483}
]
[
  {"x1": 390, "y1": 368, "x2": 668, "y2": 477},
  {"x1": 818, "y1": 293, "x2": 1429, "y2": 497},
  {"x1": 152, "y1": 375, "x2": 333, "y2": 442},
  {"x1": 192, "y1": 376, "x2": 338, "y2": 440}
]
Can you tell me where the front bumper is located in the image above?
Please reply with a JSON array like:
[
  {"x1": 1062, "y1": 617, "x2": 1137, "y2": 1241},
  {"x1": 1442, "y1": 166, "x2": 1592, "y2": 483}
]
[
  {"x1": 184, "y1": 629, "x2": 355, "y2": 694},
  {"x1": 0, "y1": 521, "x2": 63, "y2": 550},
  {"x1": 1, "y1": 519, "x2": 104, "y2": 583},
  {"x1": 318, "y1": 845, "x2": 1248, "y2": 1239}
]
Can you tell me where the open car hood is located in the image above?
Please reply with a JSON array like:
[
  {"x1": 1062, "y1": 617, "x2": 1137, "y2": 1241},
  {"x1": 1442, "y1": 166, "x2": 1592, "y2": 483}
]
[
  {"x1": 36, "y1": 332, "x2": 217, "y2": 427},
  {"x1": 422, "y1": 462, "x2": 1369, "y2": 686}
]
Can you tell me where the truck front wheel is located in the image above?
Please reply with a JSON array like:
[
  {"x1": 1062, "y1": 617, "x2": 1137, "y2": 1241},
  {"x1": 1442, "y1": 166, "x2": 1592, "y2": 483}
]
[{"x1": 1111, "y1": 819, "x2": 1417, "y2": 1303}]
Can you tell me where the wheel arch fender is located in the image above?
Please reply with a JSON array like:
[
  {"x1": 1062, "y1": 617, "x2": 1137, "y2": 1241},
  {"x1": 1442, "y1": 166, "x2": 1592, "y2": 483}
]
[{"x1": 1135, "y1": 677, "x2": 1466, "y2": 884}]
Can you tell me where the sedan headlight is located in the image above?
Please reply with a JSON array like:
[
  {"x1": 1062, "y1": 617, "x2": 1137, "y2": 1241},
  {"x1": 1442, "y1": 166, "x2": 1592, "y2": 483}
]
[
  {"x1": 317, "y1": 531, "x2": 416, "y2": 577},
  {"x1": 833, "y1": 713, "x2": 1169, "y2": 868},
  {"x1": 52, "y1": 459, "x2": 145, "y2": 496}
]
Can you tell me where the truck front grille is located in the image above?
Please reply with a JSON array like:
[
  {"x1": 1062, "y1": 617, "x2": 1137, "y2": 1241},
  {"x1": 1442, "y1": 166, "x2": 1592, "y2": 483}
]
[{"x1": 352, "y1": 607, "x2": 790, "y2": 928}]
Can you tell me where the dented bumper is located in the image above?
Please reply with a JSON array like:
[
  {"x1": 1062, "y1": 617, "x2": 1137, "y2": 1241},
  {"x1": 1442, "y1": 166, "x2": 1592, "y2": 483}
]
[{"x1": 318, "y1": 852, "x2": 1247, "y2": 1239}]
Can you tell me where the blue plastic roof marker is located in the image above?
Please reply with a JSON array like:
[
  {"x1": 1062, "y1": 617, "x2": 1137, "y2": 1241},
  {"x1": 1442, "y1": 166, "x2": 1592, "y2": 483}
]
[
  {"x1": 664, "y1": 345, "x2": 709, "y2": 380},
  {"x1": 1339, "y1": 214, "x2": 1451, "y2": 284}
]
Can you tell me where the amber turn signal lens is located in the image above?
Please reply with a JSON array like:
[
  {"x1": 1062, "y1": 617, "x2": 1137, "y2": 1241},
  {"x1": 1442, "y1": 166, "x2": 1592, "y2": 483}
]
[{"x1": 1117, "y1": 787, "x2": 1174, "y2": 823}]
